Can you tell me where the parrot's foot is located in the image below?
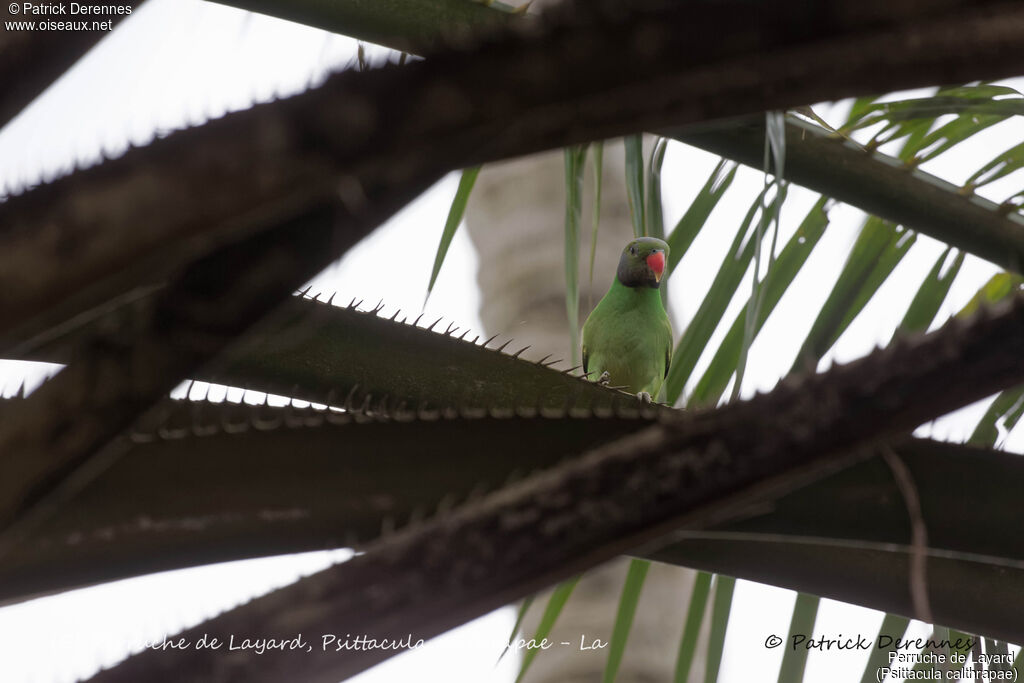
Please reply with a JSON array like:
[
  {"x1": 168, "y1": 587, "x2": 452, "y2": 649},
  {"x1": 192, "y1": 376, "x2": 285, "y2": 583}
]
[
  {"x1": 637, "y1": 391, "x2": 652, "y2": 403},
  {"x1": 597, "y1": 371, "x2": 611, "y2": 385}
]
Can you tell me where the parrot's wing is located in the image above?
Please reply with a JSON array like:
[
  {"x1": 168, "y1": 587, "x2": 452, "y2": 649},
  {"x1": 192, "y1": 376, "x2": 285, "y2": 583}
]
[
  {"x1": 663, "y1": 317, "x2": 673, "y2": 378},
  {"x1": 582, "y1": 344, "x2": 589, "y2": 375}
]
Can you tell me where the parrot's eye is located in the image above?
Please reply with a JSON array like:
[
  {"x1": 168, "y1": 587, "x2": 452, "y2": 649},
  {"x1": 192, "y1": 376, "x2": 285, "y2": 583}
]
[{"x1": 630, "y1": 246, "x2": 637, "y2": 255}]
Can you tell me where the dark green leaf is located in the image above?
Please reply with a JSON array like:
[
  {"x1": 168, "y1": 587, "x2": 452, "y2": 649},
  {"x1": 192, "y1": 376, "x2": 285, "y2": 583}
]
[
  {"x1": 985, "y1": 638, "x2": 1010, "y2": 673},
  {"x1": 956, "y1": 272, "x2": 1024, "y2": 318},
  {"x1": 589, "y1": 141, "x2": 605, "y2": 296},
  {"x1": 910, "y1": 628, "x2": 945, "y2": 678},
  {"x1": 966, "y1": 141, "x2": 1024, "y2": 191},
  {"x1": 691, "y1": 198, "x2": 830, "y2": 406},
  {"x1": 517, "y1": 578, "x2": 581, "y2": 683},
  {"x1": 789, "y1": 217, "x2": 915, "y2": 374},
  {"x1": 777, "y1": 593, "x2": 819, "y2": 683},
  {"x1": 946, "y1": 628, "x2": 976, "y2": 680},
  {"x1": 909, "y1": 112, "x2": 1008, "y2": 165},
  {"x1": 734, "y1": 112, "x2": 786, "y2": 400},
  {"x1": 674, "y1": 571, "x2": 713, "y2": 683},
  {"x1": 844, "y1": 94, "x2": 883, "y2": 126},
  {"x1": 704, "y1": 575, "x2": 735, "y2": 683},
  {"x1": 647, "y1": 137, "x2": 669, "y2": 240},
  {"x1": 664, "y1": 185, "x2": 777, "y2": 405},
  {"x1": 961, "y1": 273, "x2": 1024, "y2": 446},
  {"x1": 666, "y1": 160, "x2": 737, "y2": 274},
  {"x1": 426, "y1": 166, "x2": 480, "y2": 304},
  {"x1": 894, "y1": 247, "x2": 964, "y2": 337},
  {"x1": 841, "y1": 87, "x2": 1024, "y2": 140},
  {"x1": 968, "y1": 386, "x2": 1024, "y2": 447},
  {"x1": 498, "y1": 595, "x2": 535, "y2": 664},
  {"x1": 625, "y1": 134, "x2": 646, "y2": 238},
  {"x1": 565, "y1": 145, "x2": 589, "y2": 364},
  {"x1": 603, "y1": 559, "x2": 651, "y2": 683},
  {"x1": 859, "y1": 614, "x2": 910, "y2": 683}
]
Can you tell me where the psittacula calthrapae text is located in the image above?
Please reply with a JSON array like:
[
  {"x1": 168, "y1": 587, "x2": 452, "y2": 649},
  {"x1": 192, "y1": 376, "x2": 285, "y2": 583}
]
[{"x1": 581, "y1": 237, "x2": 672, "y2": 402}]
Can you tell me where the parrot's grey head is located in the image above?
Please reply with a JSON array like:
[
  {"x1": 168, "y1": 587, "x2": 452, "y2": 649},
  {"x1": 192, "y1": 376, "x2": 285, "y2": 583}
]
[{"x1": 617, "y1": 237, "x2": 669, "y2": 289}]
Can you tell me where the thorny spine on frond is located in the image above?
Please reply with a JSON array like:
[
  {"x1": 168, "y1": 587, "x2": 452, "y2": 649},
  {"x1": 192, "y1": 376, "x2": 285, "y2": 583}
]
[
  {"x1": 125, "y1": 387, "x2": 663, "y2": 445},
  {"x1": 293, "y1": 290, "x2": 667, "y2": 391},
  {"x1": 3, "y1": 286, "x2": 670, "y2": 435}
]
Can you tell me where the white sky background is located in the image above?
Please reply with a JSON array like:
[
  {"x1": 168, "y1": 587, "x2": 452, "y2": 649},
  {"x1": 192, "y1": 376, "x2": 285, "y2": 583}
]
[{"x1": 0, "y1": 0, "x2": 1023, "y2": 681}]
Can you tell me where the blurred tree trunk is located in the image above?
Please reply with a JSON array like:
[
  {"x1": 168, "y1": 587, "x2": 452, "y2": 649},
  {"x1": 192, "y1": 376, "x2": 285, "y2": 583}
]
[{"x1": 465, "y1": 143, "x2": 709, "y2": 682}]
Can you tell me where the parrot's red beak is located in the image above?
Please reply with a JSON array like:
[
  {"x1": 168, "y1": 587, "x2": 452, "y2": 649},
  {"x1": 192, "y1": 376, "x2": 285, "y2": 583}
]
[{"x1": 646, "y1": 250, "x2": 666, "y2": 282}]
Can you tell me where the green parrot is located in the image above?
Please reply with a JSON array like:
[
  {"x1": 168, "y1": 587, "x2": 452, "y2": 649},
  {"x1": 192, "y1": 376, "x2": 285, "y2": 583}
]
[{"x1": 581, "y1": 236, "x2": 672, "y2": 402}]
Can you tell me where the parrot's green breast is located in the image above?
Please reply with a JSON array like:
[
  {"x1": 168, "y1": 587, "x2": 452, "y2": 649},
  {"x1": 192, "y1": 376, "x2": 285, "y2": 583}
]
[{"x1": 581, "y1": 279, "x2": 673, "y2": 397}]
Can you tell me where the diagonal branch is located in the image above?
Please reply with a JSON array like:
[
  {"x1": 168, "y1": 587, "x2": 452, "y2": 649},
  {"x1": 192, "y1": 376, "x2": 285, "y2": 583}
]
[
  {"x1": 0, "y1": 401, "x2": 660, "y2": 604},
  {"x1": 207, "y1": 2, "x2": 1024, "y2": 276},
  {"x1": 85, "y1": 293, "x2": 1024, "y2": 683},
  {"x1": 5, "y1": 403, "x2": 1024, "y2": 649},
  {"x1": 672, "y1": 117, "x2": 1024, "y2": 273},
  {"x1": 6, "y1": 0, "x2": 1024, "y2": 355}
]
